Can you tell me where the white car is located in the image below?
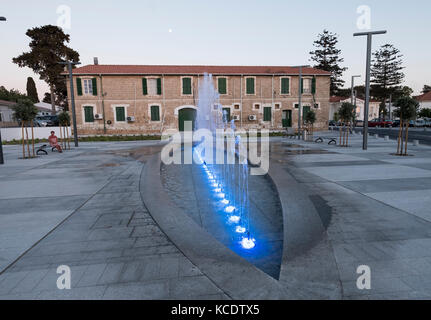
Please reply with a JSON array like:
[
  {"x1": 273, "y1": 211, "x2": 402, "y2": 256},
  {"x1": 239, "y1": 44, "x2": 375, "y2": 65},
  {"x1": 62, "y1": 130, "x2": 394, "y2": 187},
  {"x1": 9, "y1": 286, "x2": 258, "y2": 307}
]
[{"x1": 414, "y1": 119, "x2": 426, "y2": 128}]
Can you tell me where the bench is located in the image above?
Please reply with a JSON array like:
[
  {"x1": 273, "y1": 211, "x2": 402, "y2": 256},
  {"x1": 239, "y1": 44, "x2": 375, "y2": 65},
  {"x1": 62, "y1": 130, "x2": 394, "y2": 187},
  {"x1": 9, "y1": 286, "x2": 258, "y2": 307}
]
[
  {"x1": 315, "y1": 137, "x2": 337, "y2": 145},
  {"x1": 36, "y1": 144, "x2": 57, "y2": 155}
]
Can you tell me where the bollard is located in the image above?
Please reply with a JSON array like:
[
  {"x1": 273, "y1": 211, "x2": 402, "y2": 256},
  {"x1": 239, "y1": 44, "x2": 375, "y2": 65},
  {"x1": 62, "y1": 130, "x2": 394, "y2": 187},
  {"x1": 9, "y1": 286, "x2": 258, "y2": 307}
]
[
  {"x1": 413, "y1": 140, "x2": 420, "y2": 146},
  {"x1": 384, "y1": 135, "x2": 390, "y2": 141}
]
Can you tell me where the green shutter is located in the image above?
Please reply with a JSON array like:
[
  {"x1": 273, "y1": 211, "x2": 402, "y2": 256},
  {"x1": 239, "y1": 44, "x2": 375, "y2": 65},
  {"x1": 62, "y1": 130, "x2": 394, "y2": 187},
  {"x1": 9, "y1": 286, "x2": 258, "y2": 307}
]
[
  {"x1": 151, "y1": 105, "x2": 160, "y2": 121},
  {"x1": 76, "y1": 78, "x2": 83, "y2": 96},
  {"x1": 183, "y1": 78, "x2": 192, "y2": 95},
  {"x1": 311, "y1": 77, "x2": 316, "y2": 94},
  {"x1": 303, "y1": 106, "x2": 311, "y2": 121},
  {"x1": 246, "y1": 78, "x2": 255, "y2": 94},
  {"x1": 116, "y1": 107, "x2": 125, "y2": 122},
  {"x1": 300, "y1": 78, "x2": 304, "y2": 94},
  {"x1": 264, "y1": 107, "x2": 272, "y2": 122},
  {"x1": 92, "y1": 78, "x2": 98, "y2": 96},
  {"x1": 157, "y1": 78, "x2": 162, "y2": 95},
  {"x1": 84, "y1": 106, "x2": 94, "y2": 122},
  {"x1": 281, "y1": 78, "x2": 290, "y2": 94},
  {"x1": 142, "y1": 78, "x2": 148, "y2": 95},
  {"x1": 218, "y1": 78, "x2": 227, "y2": 94}
]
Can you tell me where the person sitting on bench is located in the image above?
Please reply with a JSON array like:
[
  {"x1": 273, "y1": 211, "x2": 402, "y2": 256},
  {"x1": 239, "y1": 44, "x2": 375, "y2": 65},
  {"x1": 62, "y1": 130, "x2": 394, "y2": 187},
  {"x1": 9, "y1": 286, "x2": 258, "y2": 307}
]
[{"x1": 48, "y1": 131, "x2": 63, "y2": 153}]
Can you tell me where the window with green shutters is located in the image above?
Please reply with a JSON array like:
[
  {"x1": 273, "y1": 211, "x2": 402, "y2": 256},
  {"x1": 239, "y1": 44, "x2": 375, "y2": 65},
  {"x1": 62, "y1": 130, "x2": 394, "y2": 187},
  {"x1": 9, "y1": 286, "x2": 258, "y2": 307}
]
[
  {"x1": 157, "y1": 78, "x2": 162, "y2": 95},
  {"x1": 246, "y1": 77, "x2": 255, "y2": 95},
  {"x1": 264, "y1": 107, "x2": 272, "y2": 122},
  {"x1": 218, "y1": 77, "x2": 227, "y2": 95},
  {"x1": 116, "y1": 107, "x2": 126, "y2": 122},
  {"x1": 311, "y1": 77, "x2": 316, "y2": 94},
  {"x1": 182, "y1": 77, "x2": 192, "y2": 95},
  {"x1": 76, "y1": 78, "x2": 83, "y2": 96},
  {"x1": 281, "y1": 78, "x2": 290, "y2": 94},
  {"x1": 92, "y1": 78, "x2": 98, "y2": 96},
  {"x1": 142, "y1": 78, "x2": 148, "y2": 95},
  {"x1": 150, "y1": 105, "x2": 160, "y2": 121},
  {"x1": 83, "y1": 106, "x2": 94, "y2": 123}
]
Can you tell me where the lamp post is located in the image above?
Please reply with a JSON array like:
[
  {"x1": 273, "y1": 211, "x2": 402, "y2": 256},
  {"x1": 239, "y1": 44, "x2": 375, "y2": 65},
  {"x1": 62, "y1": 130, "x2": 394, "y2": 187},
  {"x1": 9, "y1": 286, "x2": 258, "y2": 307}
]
[
  {"x1": 351, "y1": 75, "x2": 361, "y2": 106},
  {"x1": 0, "y1": 16, "x2": 6, "y2": 164},
  {"x1": 293, "y1": 65, "x2": 310, "y2": 140},
  {"x1": 59, "y1": 61, "x2": 81, "y2": 147},
  {"x1": 354, "y1": 30, "x2": 387, "y2": 150}
]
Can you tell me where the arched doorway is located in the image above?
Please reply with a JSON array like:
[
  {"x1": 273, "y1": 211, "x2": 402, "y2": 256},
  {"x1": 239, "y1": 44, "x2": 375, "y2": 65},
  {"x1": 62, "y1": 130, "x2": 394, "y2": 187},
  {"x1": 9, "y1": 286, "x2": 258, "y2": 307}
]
[{"x1": 178, "y1": 108, "x2": 197, "y2": 132}]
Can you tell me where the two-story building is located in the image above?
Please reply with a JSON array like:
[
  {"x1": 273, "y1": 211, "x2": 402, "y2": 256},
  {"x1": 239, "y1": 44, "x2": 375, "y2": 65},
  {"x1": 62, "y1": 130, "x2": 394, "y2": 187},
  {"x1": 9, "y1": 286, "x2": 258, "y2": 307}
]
[{"x1": 66, "y1": 64, "x2": 331, "y2": 135}]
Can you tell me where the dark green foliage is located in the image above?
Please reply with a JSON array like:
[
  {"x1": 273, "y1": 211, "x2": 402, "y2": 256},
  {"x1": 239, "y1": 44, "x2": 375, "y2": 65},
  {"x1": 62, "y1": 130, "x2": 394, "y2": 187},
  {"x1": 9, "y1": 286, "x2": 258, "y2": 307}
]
[
  {"x1": 338, "y1": 102, "x2": 355, "y2": 123},
  {"x1": 12, "y1": 99, "x2": 38, "y2": 122},
  {"x1": 0, "y1": 86, "x2": 28, "y2": 102},
  {"x1": 418, "y1": 108, "x2": 431, "y2": 118},
  {"x1": 310, "y1": 30, "x2": 347, "y2": 95},
  {"x1": 26, "y1": 77, "x2": 39, "y2": 103},
  {"x1": 58, "y1": 111, "x2": 71, "y2": 126},
  {"x1": 394, "y1": 96, "x2": 419, "y2": 121},
  {"x1": 304, "y1": 109, "x2": 316, "y2": 125}
]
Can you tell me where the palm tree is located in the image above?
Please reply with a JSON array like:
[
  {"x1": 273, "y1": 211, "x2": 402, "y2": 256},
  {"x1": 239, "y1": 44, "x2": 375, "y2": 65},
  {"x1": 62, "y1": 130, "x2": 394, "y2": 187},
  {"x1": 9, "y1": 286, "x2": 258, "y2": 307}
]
[
  {"x1": 338, "y1": 102, "x2": 355, "y2": 147},
  {"x1": 394, "y1": 97, "x2": 418, "y2": 156},
  {"x1": 12, "y1": 99, "x2": 38, "y2": 159}
]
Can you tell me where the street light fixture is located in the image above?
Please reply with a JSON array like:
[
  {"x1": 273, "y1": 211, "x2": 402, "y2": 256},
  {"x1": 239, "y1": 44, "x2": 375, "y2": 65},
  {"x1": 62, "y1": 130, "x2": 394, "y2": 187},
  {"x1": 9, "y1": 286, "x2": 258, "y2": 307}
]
[
  {"x1": 354, "y1": 30, "x2": 387, "y2": 150},
  {"x1": 59, "y1": 61, "x2": 81, "y2": 147},
  {"x1": 351, "y1": 75, "x2": 361, "y2": 106},
  {"x1": 292, "y1": 65, "x2": 311, "y2": 140},
  {"x1": 0, "y1": 16, "x2": 6, "y2": 165}
]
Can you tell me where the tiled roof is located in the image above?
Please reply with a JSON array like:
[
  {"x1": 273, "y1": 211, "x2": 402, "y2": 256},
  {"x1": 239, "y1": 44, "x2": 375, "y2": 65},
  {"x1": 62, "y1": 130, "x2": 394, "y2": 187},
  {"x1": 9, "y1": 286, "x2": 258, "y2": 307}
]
[
  {"x1": 0, "y1": 99, "x2": 17, "y2": 107},
  {"x1": 330, "y1": 96, "x2": 380, "y2": 103},
  {"x1": 415, "y1": 91, "x2": 431, "y2": 102},
  {"x1": 67, "y1": 65, "x2": 331, "y2": 76}
]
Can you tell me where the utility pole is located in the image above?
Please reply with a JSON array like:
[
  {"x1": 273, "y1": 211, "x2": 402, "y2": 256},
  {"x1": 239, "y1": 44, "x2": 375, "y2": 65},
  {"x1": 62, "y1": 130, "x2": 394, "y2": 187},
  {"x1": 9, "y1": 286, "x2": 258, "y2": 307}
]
[
  {"x1": 59, "y1": 61, "x2": 81, "y2": 147},
  {"x1": 0, "y1": 16, "x2": 6, "y2": 164},
  {"x1": 354, "y1": 30, "x2": 387, "y2": 150},
  {"x1": 351, "y1": 75, "x2": 361, "y2": 105},
  {"x1": 293, "y1": 65, "x2": 310, "y2": 140}
]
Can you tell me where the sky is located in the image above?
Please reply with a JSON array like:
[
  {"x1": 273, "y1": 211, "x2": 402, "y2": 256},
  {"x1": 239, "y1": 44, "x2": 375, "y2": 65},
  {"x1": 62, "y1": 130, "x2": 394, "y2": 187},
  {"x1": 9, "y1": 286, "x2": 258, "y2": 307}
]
[{"x1": 0, "y1": 0, "x2": 429, "y2": 98}]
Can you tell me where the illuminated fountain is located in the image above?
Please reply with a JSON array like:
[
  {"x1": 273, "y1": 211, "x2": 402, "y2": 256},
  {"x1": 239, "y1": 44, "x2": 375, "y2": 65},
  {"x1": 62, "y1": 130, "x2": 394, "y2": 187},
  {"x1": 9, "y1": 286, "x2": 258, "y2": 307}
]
[{"x1": 194, "y1": 73, "x2": 255, "y2": 250}]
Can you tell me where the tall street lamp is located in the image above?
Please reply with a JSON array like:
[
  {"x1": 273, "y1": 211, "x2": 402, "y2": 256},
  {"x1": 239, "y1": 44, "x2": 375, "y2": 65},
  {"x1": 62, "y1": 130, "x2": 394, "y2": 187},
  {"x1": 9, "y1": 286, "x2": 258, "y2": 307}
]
[
  {"x1": 59, "y1": 61, "x2": 81, "y2": 147},
  {"x1": 354, "y1": 30, "x2": 387, "y2": 150},
  {"x1": 293, "y1": 65, "x2": 310, "y2": 140},
  {"x1": 351, "y1": 75, "x2": 361, "y2": 105},
  {"x1": 0, "y1": 16, "x2": 6, "y2": 165}
]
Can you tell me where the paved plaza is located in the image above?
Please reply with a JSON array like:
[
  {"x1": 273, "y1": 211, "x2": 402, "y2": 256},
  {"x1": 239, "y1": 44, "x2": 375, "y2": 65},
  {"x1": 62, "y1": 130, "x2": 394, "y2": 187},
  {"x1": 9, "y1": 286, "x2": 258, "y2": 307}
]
[{"x1": 0, "y1": 132, "x2": 431, "y2": 300}]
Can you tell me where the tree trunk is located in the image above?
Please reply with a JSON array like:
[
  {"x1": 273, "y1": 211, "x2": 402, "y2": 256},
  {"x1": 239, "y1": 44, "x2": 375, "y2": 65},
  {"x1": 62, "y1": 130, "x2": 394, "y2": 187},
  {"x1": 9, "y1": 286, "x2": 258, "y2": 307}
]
[
  {"x1": 339, "y1": 124, "x2": 342, "y2": 146},
  {"x1": 346, "y1": 122, "x2": 349, "y2": 146},
  {"x1": 66, "y1": 126, "x2": 70, "y2": 150},
  {"x1": 50, "y1": 86, "x2": 56, "y2": 115},
  {"x1": 21, "y1": 122, "x2": 25, "y2": 159},
  {"x1": 397, "y1": 119, "x2": 403, "y2": 155},
  {"x1": 31, "y1": 121, "x2": 35, "y2": 157},
  {"x1": 404, "y1": 124, "x2": 409, "y2": 156},
  {"x1": 59, "y1": 124, "x2": 64, "y2": 150},
  {"x1": 400, "y1": 122, "x2": 405, "y2": 156},
  {"x1": 25, "y1": 123, "x2": 30, "y2": 158}
]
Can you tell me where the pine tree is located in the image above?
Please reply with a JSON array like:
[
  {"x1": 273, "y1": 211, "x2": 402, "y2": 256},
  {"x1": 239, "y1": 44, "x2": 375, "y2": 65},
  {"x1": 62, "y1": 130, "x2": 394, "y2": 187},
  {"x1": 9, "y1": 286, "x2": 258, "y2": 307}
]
[
  {"x1": 26, "y1": 77, "x2": 39, "y2": 103},
  {"x1": 310, "y1": 30, "x2": 347, "y2": 95},
  {"x1": 422, "y1": 85, "x2": 431, "y2": 94},
  {"x1": 13, "y1": 25, "x2": 79, "y2": 114},
  {"x1": 370, "y1": 44, "x2": 404, "y2": 118}
]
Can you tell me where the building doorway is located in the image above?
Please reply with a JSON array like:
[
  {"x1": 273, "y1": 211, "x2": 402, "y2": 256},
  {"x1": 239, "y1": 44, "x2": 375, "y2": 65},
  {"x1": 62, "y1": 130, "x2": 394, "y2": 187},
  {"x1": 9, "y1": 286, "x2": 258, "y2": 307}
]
[
  {"x1": 282, "y1": 110, "x2": 292, "y2": 128},
  {"x1": 178, "y1": 108, "x2": 196, "y2": 131}
]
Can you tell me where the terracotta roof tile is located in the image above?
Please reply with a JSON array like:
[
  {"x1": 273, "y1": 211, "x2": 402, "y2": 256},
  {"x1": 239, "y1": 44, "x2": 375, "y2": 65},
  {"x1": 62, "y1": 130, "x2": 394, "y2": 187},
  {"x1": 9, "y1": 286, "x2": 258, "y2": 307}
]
[
  {"x1": 415, "y1": 91, "x2": 431, "y2": 102},
  {"x1": 68, "y1": 65, "x2": 331, "y2": 76}
]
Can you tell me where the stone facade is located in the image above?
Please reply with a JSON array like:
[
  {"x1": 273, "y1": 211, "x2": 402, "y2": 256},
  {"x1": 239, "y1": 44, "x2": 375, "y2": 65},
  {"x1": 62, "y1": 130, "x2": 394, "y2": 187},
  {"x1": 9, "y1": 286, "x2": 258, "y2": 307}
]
[{"x1": 66, "y1": 65, "x2": 331, "y2": 135}]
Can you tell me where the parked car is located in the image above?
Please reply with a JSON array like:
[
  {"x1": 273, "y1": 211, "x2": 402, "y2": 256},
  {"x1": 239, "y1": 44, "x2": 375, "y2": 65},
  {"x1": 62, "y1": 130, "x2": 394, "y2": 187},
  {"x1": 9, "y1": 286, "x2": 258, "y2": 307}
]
[
  {"x1": 413, "y1": 119, "x2": 426, "y2": 128},
  {"x1": 37, "y1": 115, "x2": 59, "y2": 126},
  {"x1": 368, "y1": 119, "x2": 393, "y2": 128},
  {"x1": 329, "y1": 120, "x2": 337, "y2": 127},
  {"x1": 392, "y1": 120, "x2": 401, "y2": 127}
]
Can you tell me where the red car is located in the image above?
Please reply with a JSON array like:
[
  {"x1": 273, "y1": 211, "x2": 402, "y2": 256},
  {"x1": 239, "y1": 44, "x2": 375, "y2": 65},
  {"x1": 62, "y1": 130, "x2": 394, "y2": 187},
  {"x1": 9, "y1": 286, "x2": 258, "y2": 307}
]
[{"x1": 368, "y1": 119, "x2": 393, "y2": 128}]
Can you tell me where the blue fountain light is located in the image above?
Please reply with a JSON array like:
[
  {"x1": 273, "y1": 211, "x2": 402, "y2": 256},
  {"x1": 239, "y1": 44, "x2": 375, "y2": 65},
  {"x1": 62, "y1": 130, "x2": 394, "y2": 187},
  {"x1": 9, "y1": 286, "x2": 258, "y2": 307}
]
[
  {"x1": 228, "y1": 215, "x2": 241, "y2": 224},
  {"x1": 241, "y1": 237, "x2": 256, "y2": 249},
  {"x1": 225, "y1": 206, "x2": 235, "y2": 214},
  {"x1": 235, "y1": 226, "x2": 246, "y2": 234},
  {"x1": 221, "y1": 199, "x2": 229, "y2": 205}
]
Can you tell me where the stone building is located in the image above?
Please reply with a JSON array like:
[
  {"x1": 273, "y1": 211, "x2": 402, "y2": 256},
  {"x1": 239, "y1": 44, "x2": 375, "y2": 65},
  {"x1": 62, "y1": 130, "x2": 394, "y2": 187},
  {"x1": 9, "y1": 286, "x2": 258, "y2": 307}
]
[
  {"x1": 329, "y1": 96, "x2": 381, "y2": 121},
  {"x1": 65, "y1": 64, "x2": 331, "y2": 135}
]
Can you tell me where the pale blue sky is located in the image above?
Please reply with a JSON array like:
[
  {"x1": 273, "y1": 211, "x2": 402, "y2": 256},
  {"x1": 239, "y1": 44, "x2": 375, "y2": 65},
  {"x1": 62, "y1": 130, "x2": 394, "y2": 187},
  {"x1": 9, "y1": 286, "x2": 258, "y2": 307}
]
[{"x1": 0, "y1": 0, "x2": 429, "y2": 97}]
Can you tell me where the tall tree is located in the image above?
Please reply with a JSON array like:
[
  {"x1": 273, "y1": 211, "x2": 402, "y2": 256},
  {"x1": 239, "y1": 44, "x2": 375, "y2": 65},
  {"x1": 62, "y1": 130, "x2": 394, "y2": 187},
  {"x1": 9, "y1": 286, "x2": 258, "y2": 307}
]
[
  {"x1": 12, "y1": 25, "x2": 79, "y2": 114},
  {"x1": 26, "y1": 77, "x2": 39, "y2": 103},
  {"x1": 310, "y1": 30, "x2": 347, "y2": 95},
  {"x1": 370, "y1": 44, "x2": 404, "y2": 118}
]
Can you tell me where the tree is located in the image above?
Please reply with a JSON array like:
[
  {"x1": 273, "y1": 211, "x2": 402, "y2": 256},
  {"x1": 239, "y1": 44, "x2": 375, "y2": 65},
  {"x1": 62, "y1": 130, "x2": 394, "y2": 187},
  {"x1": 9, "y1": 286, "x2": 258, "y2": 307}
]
[
  {"x1": 394, "y1": 97, "x2": 419, "y2": 156},
  {"x1": 58, "y1": 111, "x2": 71, "y2": 150},
  {"x1": 419, "y1": 108, "x2": 431, "y2": 119},
  {"x1": 12, "y1": 99, "x2": 38, "y2": 159},
  {"x1": 371, "y1": 44, "x2": 405, "y2": 118},
  {"x1": 0, "y1": 86, "x2": 28, "y2": 102},
  {"x1": 338, "y1": 102, "x2": 355, "y2": 147},
  {"x1": 12, "y1": 25, "x2": 79, "y2": 114},
  {"x1": 26, "y1": 77, "x2": 39, "y2": 103},
  {"x1": 422, "y1": 85, "x2": 431, "y2": 94},
  {"x1": 310, "y1": 30, "x2": 347, "y2": 95},
  {"x1": 304, "y1": 109, "x2": 317, "y2": 138}
]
